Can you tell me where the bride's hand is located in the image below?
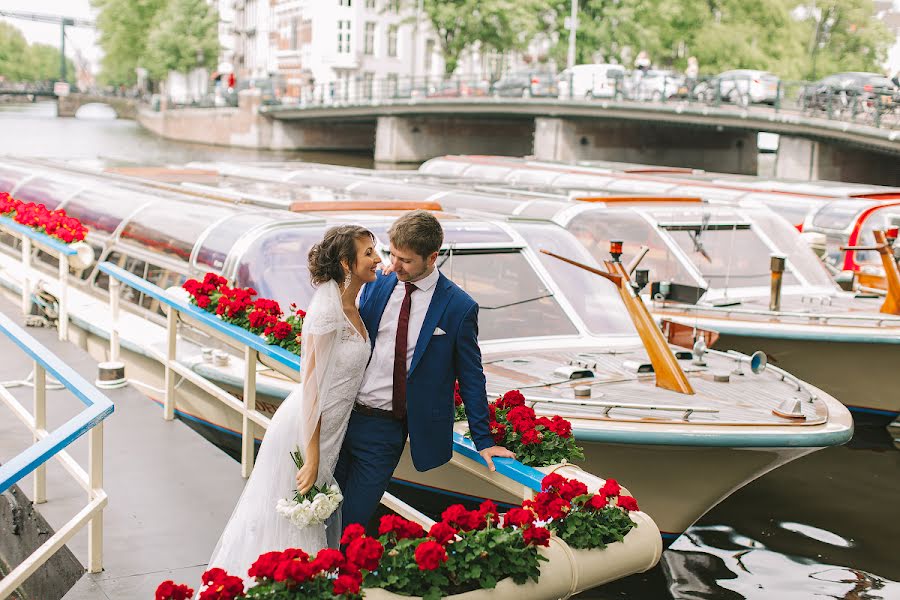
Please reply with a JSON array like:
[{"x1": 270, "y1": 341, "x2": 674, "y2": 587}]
[{"x1": 295, "y1": 463, "x2": 318, "y2": 495}]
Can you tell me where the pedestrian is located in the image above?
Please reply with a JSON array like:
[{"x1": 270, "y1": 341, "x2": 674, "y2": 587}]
[{"x1": 685, "y1": 56, "x2": 699, "y2": 99}]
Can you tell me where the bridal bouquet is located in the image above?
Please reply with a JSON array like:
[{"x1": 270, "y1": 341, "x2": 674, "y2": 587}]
[{"x1": 275, "y1": 447, "x2": 343, "y2": 529}]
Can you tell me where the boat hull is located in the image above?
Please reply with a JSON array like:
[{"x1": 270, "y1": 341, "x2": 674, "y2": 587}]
[{"x1": 716, "y1": 333, "x2": 900, "y2": 418}]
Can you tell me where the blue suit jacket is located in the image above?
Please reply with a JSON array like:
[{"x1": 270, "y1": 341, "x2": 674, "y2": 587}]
[{"x1": 358, "y1": 271, "x2": 494, "y2": 471}]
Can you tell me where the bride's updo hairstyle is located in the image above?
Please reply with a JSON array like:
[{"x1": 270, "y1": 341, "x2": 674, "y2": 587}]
[{"x1": 308, "y1": 225, "x2": 376, "y2": 286}]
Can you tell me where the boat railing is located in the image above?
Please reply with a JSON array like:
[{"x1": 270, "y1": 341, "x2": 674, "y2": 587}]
[
  {"x1": 96, "y1": 262, "x2": 581, "y2": 525},
  {"x1": 0, "y1": 311, "x2": 114, "y2": 598},
  {"x1": 527, "y1": 396, "x2": 719, "y2": 422},
  {"x1": 655, "y1": 299, "x2": 900, "y2": 327},
  {"x1": 0, "y1": 215, "x2": 80, "y2": 341}
]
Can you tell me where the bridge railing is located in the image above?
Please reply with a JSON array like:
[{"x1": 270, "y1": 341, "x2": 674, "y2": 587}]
[
  {"x1": 257, "y1": 70, "x2": 899, "y2": 130},
  {"x1": 0, "y1": 310, "x2": 114, "y2": 597},
  {"x1": 96, "y1": 261, "x2": 571, "y2": 524}
]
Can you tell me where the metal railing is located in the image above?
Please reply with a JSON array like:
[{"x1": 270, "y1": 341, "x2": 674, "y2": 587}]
[
  {"x1": 0, "y1": 215, "x2": 78, "y2": 341},
  {"x1": 97, "y1": 262, "x2": 570, "y2": 523},
  {"x1": 249, "y1": 70, "x2": 900, "y2": 131},
  {"x1": 0, "y1": 311, "x2": 113, "y2": 598}
]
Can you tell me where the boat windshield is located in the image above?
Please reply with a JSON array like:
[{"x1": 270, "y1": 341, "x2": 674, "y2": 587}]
[
  {"x1": 195, "y1": 211, "x2": 281, "y2": 271},
  {"x1": 564, "y1": 210, "x2": 701, "y2": 287},
  {"x1": 13, "y1": 175, "x2": 87, "y2": 210},
  {"x1": 235, "y1": 227, "x2": 579, "y2": 341},
  {"x1": 856, "y1": 206, "x2": 900, "y2": 265},
  {"x1": 120, "y1": 200, "x2": 238, "y2": 263},
  {"x1": 664, "y1": 224, "x2": 799, "y2": 289},
  {"x1": 0, "y1": 164, "x2": 32, "y2": 194},
  {"x1": 810, "y1": 201, "x2": 865, "y2": 231},
  {"x1": 513, "y1": 222, "x2": 636, "y2": 336}
]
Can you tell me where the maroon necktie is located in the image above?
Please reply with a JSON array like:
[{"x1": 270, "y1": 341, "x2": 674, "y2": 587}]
[{"x1": 392, "y1": 282, "x2": 416, "y2": 419}]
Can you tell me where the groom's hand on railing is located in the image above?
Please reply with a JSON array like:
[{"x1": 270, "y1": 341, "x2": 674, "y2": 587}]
[{"x1": 479, "y1": 445, "x2": 516, "y2": 472}]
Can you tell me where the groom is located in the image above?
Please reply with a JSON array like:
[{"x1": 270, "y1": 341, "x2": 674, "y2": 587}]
[{"x1": 334, "y1": 210, "x2": 514, "y2": 530}]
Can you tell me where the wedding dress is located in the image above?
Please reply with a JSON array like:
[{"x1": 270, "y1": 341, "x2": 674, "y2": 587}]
[{"x1": 206, "y1": 280, "x2": 370, "y2": 579}]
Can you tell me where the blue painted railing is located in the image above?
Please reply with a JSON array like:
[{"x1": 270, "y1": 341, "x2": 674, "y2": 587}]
[
  {"x1": 0, "y1": 311, "x2": 114, "y2": 493},
  {"x1": 98, "y1": 261, "x2": 539, "y2": 490},
  {"x1": 0, "y1": 215, "x2": 79, "y2": 257}
]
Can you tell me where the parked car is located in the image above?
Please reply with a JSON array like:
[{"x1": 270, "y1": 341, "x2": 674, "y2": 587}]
[
  {"x1": 629, "y1": 69, "x2": 684, "y2": 101},
  {"x1": 224, "y1": 77, "x2": 280, "y2": 106},
  {"x1": 557, "y1": 64, "x2": 626, "y2": 100},
  {"x1": 695, "y1": 69, "x2": 780, "y2": 105},
  {"x1": 800, "y1": 72, "x2": 896, "y2": 113},
  {"x1": 426, "y1": 79, "x2": 490, "y2": 98},
  {"x1": 491, "y1": 70, "x2": 557, "y2": 98}
]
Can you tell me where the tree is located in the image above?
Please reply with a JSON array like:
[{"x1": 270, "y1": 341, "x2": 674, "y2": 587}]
[
  {"x1": 414, "y1": 0, "x2": 550, "y2": 77},
  {"x1": 800, "y1": 0, "x2": 892, "y2": 79},
  {"x1": 26, "y1": 44, "x2": 77, "y2": 84},
  {"x1": 142, "y1": 0, "x2": 220, "y2": 81},
  {"x1": 92, "y1": 0, "x2": 166, "y2": 85},
  {"x1": 0, "y1": 22, "x2": 30, "y2": 82}
]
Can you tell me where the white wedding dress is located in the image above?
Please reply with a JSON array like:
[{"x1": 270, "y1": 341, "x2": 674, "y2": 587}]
[{"x1": 206, "y1": 280, "x2": 370, "y2": 579}]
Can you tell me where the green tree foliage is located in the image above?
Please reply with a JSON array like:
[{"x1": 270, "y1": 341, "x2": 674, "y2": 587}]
[
  {"x1": 415, "y1": 0, "x2": 549, "y2": 76},
  {"x1": 142, "y1": 0, "x2": 220, "y2": 80},
  {"x1": 801, "y1": 0, "x2": 893, "y2": 79},
  {"x1": 0, "y1": 24, "x2": 76, "y2": 84},
  {"x1": 92, "y1": 0, "x2": 167, "y2": 86}
]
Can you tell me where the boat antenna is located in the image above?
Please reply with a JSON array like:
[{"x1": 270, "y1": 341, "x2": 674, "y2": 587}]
[{"x1": 540, "y1": 244, "x2": 695, "y2": 395}]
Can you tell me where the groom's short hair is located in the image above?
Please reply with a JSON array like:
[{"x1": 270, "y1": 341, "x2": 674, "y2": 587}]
[{"x1": 389, "y1": 210, "x2": 443, "y2": 258}]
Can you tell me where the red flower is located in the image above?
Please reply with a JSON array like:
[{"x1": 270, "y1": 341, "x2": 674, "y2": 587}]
[
  {"x1": 155, "y1": 580, "x2": 194, "y2": 600},
  {"x1": 478, "y1": 499, "x2": 500, "y2": 524},
  {"x1": 340, "y1": 523, "x2": 366, "y2": 545},
  {"x1": 333, "y1": 573, "x2": 361, "y2": 595},
  {"x1": 587, "y1": 493, "x2": 608, "y2": 511},
  {"x1": 200, "y1": 568, "x2": 228, "y2": 586},
  {"x1": 281, "y1": 548, "x2": 310, "y2": 562},
  {"x1": 273, "y1": 559, "x2": 314, "y2": 585},
  {"x1": 198, "y1": 573, "x2": 244, "y2": 600},
  {"x1": 559, "y1": 480, "x2": 588, "y2": 501},
  {"x1": 541, "y1": 473, "x2": 566, "y2": 492},
  {"x1": 196, "y1": 295, "x2": 211, "y2": 309},
  {"x1": 520, "y1": 429, "x2": 542, "y2": 445},
  {"x1": 601, "y1": 479, "x2": 621, "y2": 498},
  {"x1": 311, "y1": 548, "x2": 346, "y2": 573},
  {"x1": 415, "y1": 540, "x2": 448, "y2": 571},
  {"x1": 428, "y1": 522, "x2": 458, "y2": 545},
  {"x1": 522, "y1": 526, "x2": 551, "y2": 547},
  {"x1": 345, "y1": 536, "x2": 384, "y2": 571},
  {"x1": 272, "y1": 321, "x2": 293, "y2": 340},
  {"x1": 549, "y1": 415, "x2": 572, "y2": 438},
  {"x1": 489, "y1": 420, "x2": 507, "y2": 444},
  {"x1": 378, "y1": 514, "x2": 426, "y2": 540},
  {"x1": 248, "y1": 550, "x2": 283, "y2": 580},
  {"x1": 498, "y1": 390, "x2": 526, "y2": 409},
  {"x1": 503, "y1": 507, "x2": 535, "y2": 528},
  {"x1": 617, "y1": 495, "x2": 639, "y2": 512}
]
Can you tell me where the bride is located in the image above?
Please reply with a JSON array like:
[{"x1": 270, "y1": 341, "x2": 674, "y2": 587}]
[{"x1": 207, "y1": 225, "x2": 380, "y2": 577}]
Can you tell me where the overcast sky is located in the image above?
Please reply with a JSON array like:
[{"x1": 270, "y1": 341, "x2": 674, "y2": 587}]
[{"x1": 1, "y1": 0, "x2": 100, "y2": 72}]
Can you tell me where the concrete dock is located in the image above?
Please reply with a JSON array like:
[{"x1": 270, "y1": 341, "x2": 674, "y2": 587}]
[{"x1": 0, "y1": 295, "x2": 245, "y2": 599}]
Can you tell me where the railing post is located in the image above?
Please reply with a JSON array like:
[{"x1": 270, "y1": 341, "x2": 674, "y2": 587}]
[
  {"x1": 88, "y1": 421, "x2": 103, "y2": 573},
  {"x1": 164, "y1": 306, "x2": 176, "y2": 421},
  {"x1": 241, "y1": 346, "x2": 257, "y2": 478},
  {"x1": 109, "y1": 278, "x2": 121, "y2": 363},
  {"x1": 33, "y1": 362, "x2": 47, "y2": 504},
  {"x1": 58, "y1": 253, "x2": 69, "y2": 341},
  {"x1": 22, "y1": 236, "x2": 32, "y2": 316}
]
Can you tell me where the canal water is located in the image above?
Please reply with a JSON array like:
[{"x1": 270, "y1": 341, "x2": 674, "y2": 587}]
[{"x1": 1, "y1": 102, "x2": 897, "y2": 599}]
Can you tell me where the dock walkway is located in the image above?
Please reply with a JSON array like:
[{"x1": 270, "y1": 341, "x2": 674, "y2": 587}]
[{"x1": 0, "y1": 295, "x2": 245, "y2": 599}]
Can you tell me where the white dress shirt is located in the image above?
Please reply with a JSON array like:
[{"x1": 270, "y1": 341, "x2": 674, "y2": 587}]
[{"x1": 356, "y1": 268, "x2": 440, "y2": 410}]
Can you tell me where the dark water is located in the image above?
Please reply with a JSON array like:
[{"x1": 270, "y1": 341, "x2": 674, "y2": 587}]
[{"x1": 2, "y1": 101, "x2": 898, "y2": 599}]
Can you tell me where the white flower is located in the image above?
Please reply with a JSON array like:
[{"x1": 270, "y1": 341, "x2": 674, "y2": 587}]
[{"x1": 276, "y1": 487, "x2": 343, "y2": 530}]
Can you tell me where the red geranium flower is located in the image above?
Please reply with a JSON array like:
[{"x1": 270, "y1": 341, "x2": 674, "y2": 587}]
[
  {"x1": 587, "y1": 493, "x2": 608, "y2": 511},
  {"x1": 559, "y1": 479, "x2": 588, "y2": 501},
  {"x1": 345, "y1": 536, "x2": 384, "y2": 571},
  {"x1": 311, "y1": 548, "x2": 346, "y2": 573},
  {"x1": 522, "y1": 526, "x2": 551, "y2": 547},
  {"x1": 198, "y1": 573, "x2": 244, "y2": 600},
  {"x1": 617, "y1": 495, "x2": 639, "y2": 511},
  {"x1": 521, "y1": 429, "x2": 542, "y2": 445},
  {"x1": 601, "y1": 479, "x2": 621, "y2": 497},
  {"x1": 333, "y1": 573, "x2": 361, "y2": 595},
  {"x1": 248, "y1": 550, "x2": 283, "y2": 580},
  {"x1": 541, "y1": 473, "x2": 566, "y2": 492},
  {"x1": 498, "y1": 389, "x2": 526, "y2": 409},
  {"x1": 378, "y1": 514, "x2": 426, "y2": 540},
  {"x1": 340, "y1": 523, "x2": 366, "y2": 545},
  {"x1": 428, "y1": 521, "x2": 458, "y2": 545},
  {"x1": 155, "y1": 580, "x2": 194, "y2": 600},
  {"x1": 503, "y1": 507, "x2": 535, "y2": 528},
  {"x1": 415, "y1": 540, "x2": 448, "y2": 571},
  {"x1": 549, "y1": 415, "x2": 572, "y2": 438}
]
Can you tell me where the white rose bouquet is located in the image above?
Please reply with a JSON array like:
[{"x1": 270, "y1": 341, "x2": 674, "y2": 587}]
[{"x1": 275, "y1": 447, "x2": 343, "y2": 529}]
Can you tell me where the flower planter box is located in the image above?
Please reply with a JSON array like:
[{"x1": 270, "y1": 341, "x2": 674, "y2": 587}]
[{"x1": 363, "y1": 515, "x2": 661, "y2": 600}]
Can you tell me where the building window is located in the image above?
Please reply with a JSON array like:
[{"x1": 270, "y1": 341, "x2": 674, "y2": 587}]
[
  {"x1": 337, "y1": 20, "x2": 351, "y2": 53},
  {"x1": 425, "y1": 39, "x2": 434, "y2": 72},
  {"x1": 339, "y1": 0, "x2": 352, "y2": 6},
  {"x1": 388, "y1": 0, "x2": 400, "y2": 13},
  {"x1": 387, "y1": 25, "x2": 398, "y2": 57},
  {"x1": 364, "y1": 22, "x2": 375, "y2": 55},
  {"x1": 386, "y1": 73, "x2": 398, "y2": 98},
  {"x1": 362, "y1": 72, "x2": 374, "y2": 99},
  {"x1": 365, "y1": 0, "x2": 376, "y2": 8},
  {"x1": 290, "y1": 16, "x2": 299, "y2": 50}
]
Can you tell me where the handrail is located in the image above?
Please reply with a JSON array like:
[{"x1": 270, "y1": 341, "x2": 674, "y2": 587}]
[
  {"x1": 97, "y1": 261, "x2": 555, "y2": 494},
  {"x1": 655, "y1": 299, "x2": 900, "y2": 327},
  {"x1": 0, "y1": 309, "x2": 113, "y2": 596},
  {"x1": 0, "y1": 215, "x2": 78, "y2": 342}
]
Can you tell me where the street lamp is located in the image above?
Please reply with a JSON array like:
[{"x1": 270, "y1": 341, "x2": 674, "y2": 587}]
[{"x1": 566, "y1": 0, "x2": 577, "y2": 70}]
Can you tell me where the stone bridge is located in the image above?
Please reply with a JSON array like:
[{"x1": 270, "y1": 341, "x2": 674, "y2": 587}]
[
  {"x1": 137, "y1": 90, "x2": 900, "y2": 185},
  {"x1": 56, "y1": 93, "x2": 139, "y2": 120}
]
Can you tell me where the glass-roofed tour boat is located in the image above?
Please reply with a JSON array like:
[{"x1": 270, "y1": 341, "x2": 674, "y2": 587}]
[{"x1": 0, "y1": 158, "x2": 854, "y2": 543}]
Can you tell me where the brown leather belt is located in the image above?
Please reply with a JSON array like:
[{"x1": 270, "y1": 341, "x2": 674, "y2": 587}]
[{"x1": 353, "y1": 402, "x2": 396, "y2": 420}]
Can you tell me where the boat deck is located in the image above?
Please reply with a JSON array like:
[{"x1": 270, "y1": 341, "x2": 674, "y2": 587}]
[{"x1": 0, "y1": 295, "x2": 244, "y2": 599}]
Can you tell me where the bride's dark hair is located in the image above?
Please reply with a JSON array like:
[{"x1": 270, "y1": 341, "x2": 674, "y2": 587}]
[{"x1": 308, "y1": 225, "x2": 376, "y2": 286}]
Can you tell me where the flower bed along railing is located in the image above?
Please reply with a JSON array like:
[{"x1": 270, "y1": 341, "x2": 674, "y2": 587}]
[
  {"x1": 0, "y1": 192, "x2": 88, "y2": 244},
  {"x1": 157, "y1": 474, "x2": 643, "y2": 600}
]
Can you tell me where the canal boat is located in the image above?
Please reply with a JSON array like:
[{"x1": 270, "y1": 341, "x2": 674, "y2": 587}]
[{"x1": 0, "y1": 158, "x2": 854, "y2": 543}]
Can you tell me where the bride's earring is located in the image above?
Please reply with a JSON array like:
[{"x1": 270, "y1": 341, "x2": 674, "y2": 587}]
[{"x1": 343, "y1": 271, "x2": 352, "y2": 291}]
